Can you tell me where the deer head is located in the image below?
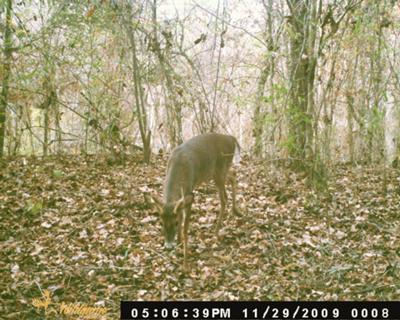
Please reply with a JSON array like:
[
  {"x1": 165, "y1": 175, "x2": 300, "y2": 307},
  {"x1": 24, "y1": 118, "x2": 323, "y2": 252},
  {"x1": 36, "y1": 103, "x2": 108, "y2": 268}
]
[{"x1": 151, "y1": 194, "x2": 193, "y2": 249}]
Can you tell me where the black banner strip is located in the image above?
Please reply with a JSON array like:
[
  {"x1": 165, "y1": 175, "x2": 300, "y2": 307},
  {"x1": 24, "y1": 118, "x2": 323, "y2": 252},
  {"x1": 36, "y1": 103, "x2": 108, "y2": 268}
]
[{"x1": 121, "y1": 301, "x2": 400, "y2": 320}]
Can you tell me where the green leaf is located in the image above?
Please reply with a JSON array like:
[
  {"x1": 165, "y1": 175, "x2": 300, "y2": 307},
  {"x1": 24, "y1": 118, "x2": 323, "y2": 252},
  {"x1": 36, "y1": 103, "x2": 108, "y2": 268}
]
[
  {"x1": 53, "y1": 169, "x2": 64, "y2": 178},
  {"x1": 25, "y1": 200, "x2": 43, "y2": 216}
]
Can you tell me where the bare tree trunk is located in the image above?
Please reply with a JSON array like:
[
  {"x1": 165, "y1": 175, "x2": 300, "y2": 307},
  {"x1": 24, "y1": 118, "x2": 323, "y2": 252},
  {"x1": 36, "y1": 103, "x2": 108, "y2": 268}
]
[
  {"x1": 11, "y1": 105, "x2": 23, "y2": 155},
  {"x1": 346, "y1": 52, "x2": 360, "y2": 165},
  {"x1": 122, "y1": 4, "x2": 151, "y2": 163},
  {"x1": 253, "y1": 60, "x2": 270, "y2": 158},
  {"x1": 0, "y1": 0, "x2": 13, "y2": 157},
  {"x1": 347, "y1": 93, "x2": 355, "y2": 165},
  {"x1": 210, "y1": 0, "x2": 225, "y2": 132},
  {"x1": 152, "y1": 0, "x2": 183, "y2": 146},
  {"x1": 177, "y1": 49, "x2": 212, "y2": 132},
  {"x1": 252, "y1": 0, "x2": 276, "y2": 158},
  {"x1": 287, "y1": 0, "x2": 316, "y2": 168},
  {"x1": 41, "y1": 70, "x2": 56, "y2": 156},
  {"x1": 370, "y1": 17, "x2": 385, "y2": 163},
  {"x1": 43, "y1": 107, "x2": 49, "y2": 156},
  {"x1": 54, "y1": 103, "x2": 62, "y2": 154}
]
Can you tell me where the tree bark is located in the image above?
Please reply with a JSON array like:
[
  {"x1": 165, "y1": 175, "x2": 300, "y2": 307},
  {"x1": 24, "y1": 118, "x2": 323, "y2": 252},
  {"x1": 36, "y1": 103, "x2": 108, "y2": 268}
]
[
  {"x1": 0, "y1": 0, "x2": 13, "y2": 157},
  {"x1": 287, "y1": 0, "x2": 318, "y2": 169},
  {"x1": 152, "y1": 0, "x2": 182, "y2": 146},
  {"x1": 123, "y1": 4, "x2": 152, "y2": 163}
]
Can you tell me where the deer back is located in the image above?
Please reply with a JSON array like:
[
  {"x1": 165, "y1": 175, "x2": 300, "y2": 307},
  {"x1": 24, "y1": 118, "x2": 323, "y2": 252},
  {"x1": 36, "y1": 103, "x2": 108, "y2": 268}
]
[{"x1": 163, "y1": 133, "x2": 238, "y2": 204}]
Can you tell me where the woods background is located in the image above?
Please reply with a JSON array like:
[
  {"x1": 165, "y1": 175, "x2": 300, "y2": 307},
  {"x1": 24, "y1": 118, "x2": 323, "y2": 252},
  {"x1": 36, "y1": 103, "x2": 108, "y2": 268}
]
[
  {"x1": 1, "y1": 1, "x2": 399, "y2": 177},
  {"x1": 1, "y1": 0, "x2": 400, "y2": 318}
]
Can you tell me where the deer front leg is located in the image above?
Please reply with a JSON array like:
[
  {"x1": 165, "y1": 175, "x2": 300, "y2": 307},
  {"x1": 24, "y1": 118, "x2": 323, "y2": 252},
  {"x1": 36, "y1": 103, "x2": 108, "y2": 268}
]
[
  {"x1": 182, "y1": 204, "x2": 191, "y2": 271},
  {"x1": 177, "y1": 210, "x2": 183, "y2": 244}
]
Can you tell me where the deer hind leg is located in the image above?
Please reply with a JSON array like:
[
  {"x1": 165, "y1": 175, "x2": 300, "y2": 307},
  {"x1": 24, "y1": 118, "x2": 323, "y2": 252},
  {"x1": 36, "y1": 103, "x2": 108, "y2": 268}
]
[
  {"x1": 215, "y1": 176, "x2": 227, "y2": 236},
  {"x1": 228, "y1": 169, "x2": 241, "y2": 216}
]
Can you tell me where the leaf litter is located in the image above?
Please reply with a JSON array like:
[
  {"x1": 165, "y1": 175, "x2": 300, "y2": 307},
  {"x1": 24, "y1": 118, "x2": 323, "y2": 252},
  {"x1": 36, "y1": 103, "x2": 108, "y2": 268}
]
[{"x1": 0, "y1": 155, "x2": 400, "y2": 318}]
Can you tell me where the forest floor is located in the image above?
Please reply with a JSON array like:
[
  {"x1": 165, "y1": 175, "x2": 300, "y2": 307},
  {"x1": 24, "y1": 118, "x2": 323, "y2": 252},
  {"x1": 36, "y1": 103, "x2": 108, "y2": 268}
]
[{"x1": 1, "y1": 154, "x2": 400, "y2": 319}]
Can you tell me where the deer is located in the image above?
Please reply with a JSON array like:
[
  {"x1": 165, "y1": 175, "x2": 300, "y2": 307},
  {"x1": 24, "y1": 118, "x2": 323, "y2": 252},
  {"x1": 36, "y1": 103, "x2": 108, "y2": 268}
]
[{"x1": 149, "y1": 133, "x2": 241, "y2": 269}]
